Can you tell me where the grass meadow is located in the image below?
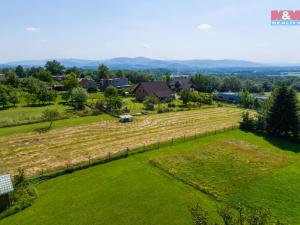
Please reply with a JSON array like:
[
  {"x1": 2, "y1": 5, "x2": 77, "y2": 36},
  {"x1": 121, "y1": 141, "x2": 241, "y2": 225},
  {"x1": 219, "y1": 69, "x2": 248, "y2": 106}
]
[
  {"x1": 1, "y1": 130, "x2": 299, "y2": 224},
  {"x1": 0, "y1": 106, "x2": 244, "y2": 176}
]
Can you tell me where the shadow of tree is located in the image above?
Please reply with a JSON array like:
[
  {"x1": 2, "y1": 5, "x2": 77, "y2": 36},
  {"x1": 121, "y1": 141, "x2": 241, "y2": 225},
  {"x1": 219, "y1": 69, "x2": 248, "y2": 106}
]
[
  {"x1": 251, "y1": 131, "x2": 300, "y2": 153},
  {"x1": 34, "y1": 127, "x2": 50, "y2": 133}
]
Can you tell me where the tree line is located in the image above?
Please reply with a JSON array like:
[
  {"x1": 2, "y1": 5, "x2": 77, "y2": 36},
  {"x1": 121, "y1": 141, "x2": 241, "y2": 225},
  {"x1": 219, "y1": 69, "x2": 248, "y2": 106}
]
[{"x1": 240, "y1": 84, "x2": 299, "y2": 138}]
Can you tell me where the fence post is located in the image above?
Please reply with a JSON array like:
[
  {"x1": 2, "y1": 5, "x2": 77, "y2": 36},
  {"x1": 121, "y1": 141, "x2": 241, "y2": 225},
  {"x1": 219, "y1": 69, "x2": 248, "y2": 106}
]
[
  {"x1": 143, "y1": 144, "x2": 146, "y2": 151},
  {"x1": 214, "y1": 129, "x2": 216, "y2": 134},
  {"x1": 126, "y1": 147, "x2": 129, "y2": 157},
  {"x1": 108, "y1": 152, "x2": 111, "y2": 161}
]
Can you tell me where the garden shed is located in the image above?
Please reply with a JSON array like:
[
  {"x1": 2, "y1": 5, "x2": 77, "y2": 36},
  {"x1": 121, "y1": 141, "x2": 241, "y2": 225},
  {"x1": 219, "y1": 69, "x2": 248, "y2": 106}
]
[
  {"x1": 119, "y1": 115, "x2": 133, "y2": 123},
  {"x1": 0, "y1": 174, "x2": 14, "y2": 212}
]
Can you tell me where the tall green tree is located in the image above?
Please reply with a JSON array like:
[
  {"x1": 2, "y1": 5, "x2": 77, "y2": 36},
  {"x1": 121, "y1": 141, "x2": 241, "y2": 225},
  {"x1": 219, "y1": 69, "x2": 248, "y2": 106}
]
[
  {"x1": 266, "y1": 85, "x2": 299, "y2": 137},
  {"x1": 97, "y1": 64, "x2": 110, "y2": 80},
  {"x1": 66, "y1": 67, "x2": 80, "y2": 77},
  {"x1": 15, "y1": 65, "x2": 26, "y2": 78},
  {"x1": 9, "y1": 90, "x2": 19, "y2": 107},
  {"x1": 104, "y1": 85, "x2": 118, "y2": 98},
  {"x1": 239, "y1": 90, "x2": 254, "y2": 109},
  {"x1": 194, "y1": 74, "x2": 221, "y2": 93},
  {"x1": 42, "y1": 109, "x2": 60, "y2": 129},
  {"x1": 115, "y1": 70, "x2": 124, "y2": 78},
  {"x1": 0, "y1": 91, "x2": 9, "y2": 109},
  {"x1": 35, "y1": 69, "x2": 53, "y2": 83},
  {"x1": 64, "y1": 72, "x2": 79, "y2": 91},
  {"x1": 45, "y1": 60, "x2": 65, "y2": 75},
  {"x1": 5, "y1": 70, "x2": 20, "y2": 88},
  {"x1": 70, "y1": 87, "x2": 88, "y2": 109},
  {"x1": 180, "y1": 88, "x2": 192, "y2": 105},
  {"x1": 221, "y1": 77, "x2": 242, "y2": 92}
]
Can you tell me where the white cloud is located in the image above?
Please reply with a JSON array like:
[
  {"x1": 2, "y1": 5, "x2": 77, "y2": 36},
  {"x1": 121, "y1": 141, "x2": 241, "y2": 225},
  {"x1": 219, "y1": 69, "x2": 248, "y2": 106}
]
[
  {"x1": 197, "y1": 24, "x2": 212, "y2": 31},
  {"x1": 26, "y1": 27, "x2": 40, "y2": 32},
  {"x1": 142, "y1": 44, "x2": 150, "y2": 49}
]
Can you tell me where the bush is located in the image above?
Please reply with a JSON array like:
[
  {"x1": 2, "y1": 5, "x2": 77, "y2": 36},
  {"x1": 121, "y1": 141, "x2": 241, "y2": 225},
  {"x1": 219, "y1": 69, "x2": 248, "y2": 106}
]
[
  {"x1": 168, "y1": 101, "x2": 176, "y2": 108},
  {"x1": 190, "y1": 203, "x2": 287, "y2": 225},
  {"x1": 143, "y1": 96, "x2": 158, "y2": 111},
  {"x1": 87, "y1": 85, "x2": 98, "y2": 93},
  {"x1": 240, "y1": 112, "x2": 255, "y2": 131},
  {"x1": 70, "y1": 87, "x2": 88, "y2": 110},
  {"x1": 157, "y1": 108, "x2": 173, "y2": 113}
]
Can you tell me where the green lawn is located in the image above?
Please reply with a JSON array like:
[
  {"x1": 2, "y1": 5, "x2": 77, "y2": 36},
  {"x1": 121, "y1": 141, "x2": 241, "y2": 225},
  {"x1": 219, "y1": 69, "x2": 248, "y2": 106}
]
[
  {"x1": 0, "y1": 113, "x2": 114, "y2": 136},
  {"x1": 1, "y1": 130, "x2": 300, "y2": 224},
  {"x1": 152, "y1": 138, "x2": 294, "y2": 200},
  {"x1": 0, "y1": 92, "x2": 106, "y2": 128},
  {"x1": 0, "y1": 103, "x2": 72, "y2": 128}
]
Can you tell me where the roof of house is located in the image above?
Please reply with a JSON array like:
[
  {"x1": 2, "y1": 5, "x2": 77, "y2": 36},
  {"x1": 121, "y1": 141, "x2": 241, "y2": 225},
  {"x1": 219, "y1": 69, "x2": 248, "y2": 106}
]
[
  {"x1": 0, "y1": 174, "x2": 14, "y2": 196},
  {"x1": 79, "y1": 78, "x2": 95, "y2": 82},
  {"x1": 170, "y1": 77, "x2": 195, "y2": 89},
  {"x1": 100, "y1": 77, "x2": 130, "y2": 88},
  {"x1": 134, "y1": 81, "x2": 173, "y2": 98}
]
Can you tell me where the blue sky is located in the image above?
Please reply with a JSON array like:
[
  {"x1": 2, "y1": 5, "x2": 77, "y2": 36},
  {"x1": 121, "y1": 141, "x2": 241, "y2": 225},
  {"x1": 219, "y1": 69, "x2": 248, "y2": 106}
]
[{"x1": 0, "y1": 0, "x2": 299, "y2": 63}]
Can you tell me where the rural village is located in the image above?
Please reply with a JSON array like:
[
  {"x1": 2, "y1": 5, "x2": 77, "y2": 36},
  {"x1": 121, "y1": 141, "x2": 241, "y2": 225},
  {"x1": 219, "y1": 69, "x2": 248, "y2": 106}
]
[{"x1": 1, "y1": 1, "x2": 300, "y2": 225}]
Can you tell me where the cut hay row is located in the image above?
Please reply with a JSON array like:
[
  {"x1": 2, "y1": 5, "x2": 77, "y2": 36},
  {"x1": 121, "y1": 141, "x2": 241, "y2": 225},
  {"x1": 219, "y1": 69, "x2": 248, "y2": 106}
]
[{"x1": 0, "y1": 107, "x2": 245, "y2": 176}]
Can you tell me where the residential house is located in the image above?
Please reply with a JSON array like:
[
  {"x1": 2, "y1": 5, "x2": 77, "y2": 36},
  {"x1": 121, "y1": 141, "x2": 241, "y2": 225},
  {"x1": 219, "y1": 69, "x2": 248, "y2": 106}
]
[
  {"x1": 79, "y1": 78, "x2": 97, "y2": 91},
  {"x1": 133, "y1": 81, "x2": 174, "y2": 102},
  {"x1": 53, "y1": 75, "x2": 65, "y2": 82},
  {"x1": 0, "y1": 174, "x2": 14, "y2": 212},
  {"x1": 52, "y1": 84, "x2": 64, "y2": 91},
  {"x1": 216, "y1": 92, "x2": 240, "y2": 104},
  {"x1": 216, "y1": 92, "x2": 269, "y2": 104},
  {"x1": 170, "y1": 77, "x2": 195, "y2": 92},
  {"x1": 99, "y1": 77, "x2": 130, "y2": 89},
  {"x1": 0, "y1": 74, "x2": 5, "y2": 82}
]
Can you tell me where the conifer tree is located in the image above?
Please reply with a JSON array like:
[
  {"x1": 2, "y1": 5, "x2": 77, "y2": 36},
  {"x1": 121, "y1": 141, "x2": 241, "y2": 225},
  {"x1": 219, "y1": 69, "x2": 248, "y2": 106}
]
[{"x1": 266, "y1": 85, "x2": 299, "y2": 137}]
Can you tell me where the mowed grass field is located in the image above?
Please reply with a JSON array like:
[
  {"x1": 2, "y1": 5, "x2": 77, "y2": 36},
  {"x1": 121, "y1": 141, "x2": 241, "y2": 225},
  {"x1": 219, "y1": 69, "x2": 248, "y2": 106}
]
[
  {"x1": 1, "y1": 130, "x2": 299, "y2": 225},
  {"x1": 0, "y1": 106, "x2": 244, "y2": 176}
]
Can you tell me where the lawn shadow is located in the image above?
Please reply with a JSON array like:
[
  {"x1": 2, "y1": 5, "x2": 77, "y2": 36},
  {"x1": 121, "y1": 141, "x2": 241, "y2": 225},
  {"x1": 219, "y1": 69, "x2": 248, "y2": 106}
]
[
  {"x1": 252, "y1": 131, "x2": 300, "y2": 153},
  {"x1": 22, "y1": 103, "x2": 54, "y2": 108},
  {"x1": 34, "y1": 127, "x2": 50, "y2": 133}
]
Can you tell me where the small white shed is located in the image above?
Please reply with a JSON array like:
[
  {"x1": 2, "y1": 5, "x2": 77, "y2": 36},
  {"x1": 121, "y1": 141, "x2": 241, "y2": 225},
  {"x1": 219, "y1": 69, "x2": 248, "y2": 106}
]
[{"x1": 119, "y1": 115, "x2": 133, "y2": 123}]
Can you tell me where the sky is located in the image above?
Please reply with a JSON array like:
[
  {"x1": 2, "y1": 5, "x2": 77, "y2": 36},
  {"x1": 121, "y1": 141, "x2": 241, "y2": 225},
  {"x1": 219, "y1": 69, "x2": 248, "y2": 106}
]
[{"x1": 0, "y1": 0, "x2": 300, "y2": 63}]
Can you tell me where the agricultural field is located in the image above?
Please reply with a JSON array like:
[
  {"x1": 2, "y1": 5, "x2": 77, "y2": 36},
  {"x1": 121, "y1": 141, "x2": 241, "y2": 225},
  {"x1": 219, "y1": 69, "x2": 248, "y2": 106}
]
[
  {"x1": 1, "y1": 130, "x2": 299, "y2": 225},
  {"x1": 0, "y1": 106, "x2": 244, "y2": 176}
]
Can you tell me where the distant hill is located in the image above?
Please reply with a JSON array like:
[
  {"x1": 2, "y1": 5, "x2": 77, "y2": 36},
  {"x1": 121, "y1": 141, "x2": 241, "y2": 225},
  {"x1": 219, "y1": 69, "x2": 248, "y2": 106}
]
[{"x1": 1, "y1": 57, "x2": 266, "y2": 71}]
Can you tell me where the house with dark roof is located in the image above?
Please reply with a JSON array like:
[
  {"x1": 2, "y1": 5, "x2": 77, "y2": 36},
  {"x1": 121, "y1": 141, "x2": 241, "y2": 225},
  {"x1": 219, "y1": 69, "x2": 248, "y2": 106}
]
[
  {"x1": 169, "y1": 77, "x2": 195, "y2": 92},
  {"x1": 99, "y1": 78, "x2": 130, "y2": 89},
  {"x1": 133, "y1": 81, "x2": 174, "y2": 102}
]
